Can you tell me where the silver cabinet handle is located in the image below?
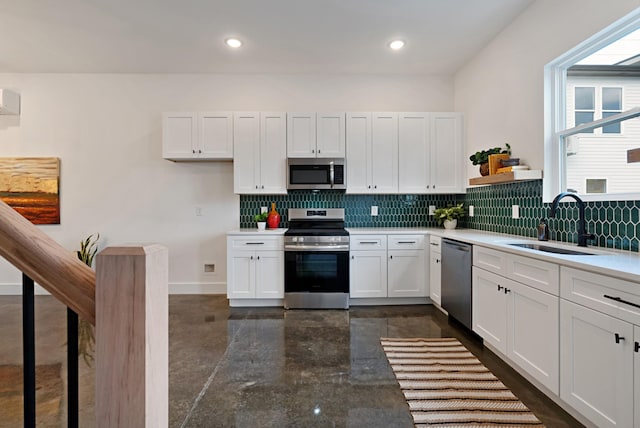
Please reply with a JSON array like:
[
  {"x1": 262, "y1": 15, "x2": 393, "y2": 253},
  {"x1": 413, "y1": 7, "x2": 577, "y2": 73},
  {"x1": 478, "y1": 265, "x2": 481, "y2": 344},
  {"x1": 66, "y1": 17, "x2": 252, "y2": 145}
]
[
  {"x1": 430, "y1": 242, "x2": 439, "y2": 246},
  {"x1": 330, "y1": 162, "x2": 334, "y2": 188},
  {"x1": 359, "y1": 241, "x2": 378, "y2": 244},
  {"x1": 397, "y1": 241, "x2": 416, "y2": 244},
  {"x1": 246, "y1": 242, "x2": 265, "y2": 245}
]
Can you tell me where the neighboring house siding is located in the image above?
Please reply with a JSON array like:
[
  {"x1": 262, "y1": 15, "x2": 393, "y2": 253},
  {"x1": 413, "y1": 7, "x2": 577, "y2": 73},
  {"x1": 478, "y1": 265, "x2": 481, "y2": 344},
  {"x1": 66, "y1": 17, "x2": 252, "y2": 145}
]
[{"x1": 566, "y1": 76, "x2": 640, "y2": 194}]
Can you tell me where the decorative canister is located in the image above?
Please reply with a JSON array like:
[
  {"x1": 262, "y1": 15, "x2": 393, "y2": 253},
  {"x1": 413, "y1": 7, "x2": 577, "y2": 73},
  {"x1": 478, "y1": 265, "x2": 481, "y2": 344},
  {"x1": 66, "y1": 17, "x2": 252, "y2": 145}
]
[{"x1": 267, "y1": 202, "x2": 280, "y2": 229}]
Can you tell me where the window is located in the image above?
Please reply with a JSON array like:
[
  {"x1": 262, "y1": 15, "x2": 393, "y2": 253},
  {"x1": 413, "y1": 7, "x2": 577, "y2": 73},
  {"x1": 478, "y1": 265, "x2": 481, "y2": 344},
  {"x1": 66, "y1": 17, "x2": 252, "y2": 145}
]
[{"x1": 544, "y1": 9, "x2": 640, "y2": 202}]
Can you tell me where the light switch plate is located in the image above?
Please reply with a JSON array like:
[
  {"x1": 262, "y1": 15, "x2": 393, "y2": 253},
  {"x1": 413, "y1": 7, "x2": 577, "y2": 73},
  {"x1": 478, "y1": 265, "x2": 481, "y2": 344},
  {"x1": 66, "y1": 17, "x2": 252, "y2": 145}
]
[
  {"x1": 371, "y1": 206, "x2": 378, "y2": 216},
  {"x1": 469, "y1": 205, "x2": 474, "y2": 217},
  {"x1": 512, "y1": 205, "x2": 520, "y2": 219},
  {"x1": 428, "y1": 205, "x2": 436, "y2": 215}
]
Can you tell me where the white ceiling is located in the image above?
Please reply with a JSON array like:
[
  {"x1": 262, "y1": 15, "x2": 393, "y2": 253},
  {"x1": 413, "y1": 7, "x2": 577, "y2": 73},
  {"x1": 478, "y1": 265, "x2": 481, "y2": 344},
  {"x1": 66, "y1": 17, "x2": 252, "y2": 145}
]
[{"x1": 0, "y1": 0, "x2": 534, "y2": 74}]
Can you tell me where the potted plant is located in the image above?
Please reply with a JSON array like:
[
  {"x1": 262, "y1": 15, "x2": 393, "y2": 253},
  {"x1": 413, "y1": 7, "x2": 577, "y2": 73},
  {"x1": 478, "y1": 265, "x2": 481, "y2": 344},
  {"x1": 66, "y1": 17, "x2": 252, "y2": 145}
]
[
  {"x1": 76, "y1": 233, "x2": 99, "y2": 365},
  {"x1": 254, "y1": 212, "x2": 268, "y2": 230},
  {"x1": 469, "y1": 143, "x2": 511, "y2": 176},
  {"x1": 433, "y1": 203, "x2": 465, "y2": 229}
]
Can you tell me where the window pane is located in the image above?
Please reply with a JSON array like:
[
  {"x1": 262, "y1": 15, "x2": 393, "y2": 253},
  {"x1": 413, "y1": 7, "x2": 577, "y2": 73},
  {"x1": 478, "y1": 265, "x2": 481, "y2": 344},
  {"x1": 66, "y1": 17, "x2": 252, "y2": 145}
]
[
  {"x1": 602, "y1": 111, "x2": 621, "y2": 133},
  {"x1": 575, "y1": 111, "x2": 594, "y2": 127},
  {"x1": 575, "y1": 87, "x2": 595, "y2": 109},
  {"x1": 602, "y1": 87, "x2": 622, "y2": 110}
]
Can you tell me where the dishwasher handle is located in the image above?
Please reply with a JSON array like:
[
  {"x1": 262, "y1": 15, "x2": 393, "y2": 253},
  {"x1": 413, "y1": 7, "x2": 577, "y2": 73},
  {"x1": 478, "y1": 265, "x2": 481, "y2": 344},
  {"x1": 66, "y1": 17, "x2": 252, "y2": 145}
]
[{"x1": 443, "y1": 240, "x2": 471, "y2": 252}]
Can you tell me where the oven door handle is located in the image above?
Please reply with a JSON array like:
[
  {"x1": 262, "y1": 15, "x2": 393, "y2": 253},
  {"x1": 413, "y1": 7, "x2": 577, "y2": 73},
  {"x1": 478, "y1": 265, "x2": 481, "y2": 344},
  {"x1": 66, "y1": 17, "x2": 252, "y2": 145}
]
[{"x1": 285, "y1": 245, "x2": 349, "y2": 252}]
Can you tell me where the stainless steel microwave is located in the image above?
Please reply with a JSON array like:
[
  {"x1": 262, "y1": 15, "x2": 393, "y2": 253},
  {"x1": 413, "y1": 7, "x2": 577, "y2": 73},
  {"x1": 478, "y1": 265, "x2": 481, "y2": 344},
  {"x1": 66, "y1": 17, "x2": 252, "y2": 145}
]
[{"x1": 287, "y1": 158, "x2": 346, "y2": 190}]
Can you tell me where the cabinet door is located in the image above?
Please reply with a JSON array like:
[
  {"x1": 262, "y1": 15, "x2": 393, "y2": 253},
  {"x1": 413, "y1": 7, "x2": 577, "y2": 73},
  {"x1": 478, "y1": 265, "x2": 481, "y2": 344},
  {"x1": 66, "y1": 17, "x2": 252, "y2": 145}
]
[
  {"x1": 199, "y1": 112, "x2": 233, "y2": 159},
  {"x1": 398, "y1": 113, "x2": 430, "y2": 194},
  {"x1": 162, "y1": 112, "x2": 197, "y2": 159},
  {"x1": 255, "y1": 251, "x2": 284, "y2": 299},
  {"x1": 429, "y1": 250, "x2": 441, "y2": 305},
  {"x1": 560, "y1": 300, "x2": 633, "y2": 428},
  {"x1": 472, "y1": 267, "x2": 508, "y2": 354},
  {"x1": 388, "y1": 250, "x2": 426, "y2": 297},
  {"x1": 260, "y1": 112, "x2": 287, "y2": 194},
  {"x1": 287, "y1": 112, "x2": 316, "y2": 157},
  {"x1": 233, "y1": 112, "x2": 260, "y2": 194},
  {"x1": 507, "y1": 281, "x2": 559, "y2": 394},
  {"x1": 430, "y1": 113, "x2": 463, "y2": 193},
  {"x1": 371, "y1": 112, "x2": 398, "y2": 193},
  {"x1": 346, "y1": 112, "x2": 372, "y2": 194},
  {"x1": 316, "y1": 112, "x2": 345, "y2": 157},
  {"x1": 635, "y1": 325, "x2": 640, "y2": 428},
  {"x1": 227, "y1": 251, "x2": 255, "y2": 299},
  {"x1": 350, "y1": 250, "x2": 387, "y2": 298}
]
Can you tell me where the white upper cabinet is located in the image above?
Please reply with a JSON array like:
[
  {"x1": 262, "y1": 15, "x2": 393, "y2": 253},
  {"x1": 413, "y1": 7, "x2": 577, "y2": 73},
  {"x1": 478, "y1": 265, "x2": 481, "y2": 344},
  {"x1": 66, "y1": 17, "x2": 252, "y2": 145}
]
[
  {"x1": 346, "y1": 112, "x2": 398, "y2": 194},
  {"x1": 346, "y1": 112, "x2": 372, "y2": 193},
  {"x1": 287, "y1": 112, "x2": 346, "y2": 158},
  {"x1": 287, "y1": 112, "x2": 316, "y2": 157},
  {"x1": 233, "y1": 112, "x2": 287, "y2": 194},
  {"x1": 163, "y1": 111, "x2": 233, "y2": 161},
  {"x1": 316, "y1": 112, "x2": 346, "y2": 157},
  {"x1": 398, "y1": 112, "x2": 464, "y2": 194},
  {"x1": 399, "y1": 113, "x2": 430, "y2": 193},
  {"x1": 431, "y1": 113, "x2": 464, "y2": 193},
  {"x1": 199, "y1": 112, "x2": 234, "y2": 159}
]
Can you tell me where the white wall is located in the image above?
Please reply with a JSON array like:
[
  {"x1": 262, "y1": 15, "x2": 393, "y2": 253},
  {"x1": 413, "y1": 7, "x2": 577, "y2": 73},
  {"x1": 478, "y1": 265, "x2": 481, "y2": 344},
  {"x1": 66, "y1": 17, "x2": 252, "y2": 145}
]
[
  {"x1": 0, "y1": 73, "x2": 453, "y2": 293},
  {"x1": 454, "y1": 0, "x2": 640, "y2": 182}
]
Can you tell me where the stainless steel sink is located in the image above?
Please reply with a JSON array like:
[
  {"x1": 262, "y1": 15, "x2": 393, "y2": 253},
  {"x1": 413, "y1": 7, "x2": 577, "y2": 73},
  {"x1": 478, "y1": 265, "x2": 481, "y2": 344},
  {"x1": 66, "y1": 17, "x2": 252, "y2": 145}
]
[{"x1": 508, "y1": 243, "x2": 597, "y2": 255}]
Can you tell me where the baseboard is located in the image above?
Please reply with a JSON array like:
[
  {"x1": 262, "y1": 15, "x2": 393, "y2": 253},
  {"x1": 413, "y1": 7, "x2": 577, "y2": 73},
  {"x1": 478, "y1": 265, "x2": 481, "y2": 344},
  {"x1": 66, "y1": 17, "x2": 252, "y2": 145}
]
[
  {"x1": 0, "y1": 282, "x2": 227, "y2": 295},
  {"x1": 168, "y1": 282, "x2": 226, "y2": 295},
  {"x1": 350, "y1": 297, "x2": 431, "y2": 306}
]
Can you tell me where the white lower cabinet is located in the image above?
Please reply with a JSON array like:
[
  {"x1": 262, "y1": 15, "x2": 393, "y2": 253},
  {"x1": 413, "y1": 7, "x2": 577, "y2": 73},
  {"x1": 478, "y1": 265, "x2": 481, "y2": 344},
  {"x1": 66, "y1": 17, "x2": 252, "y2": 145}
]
[
  {"x1": 559, "y1": 266, "x2": 640, "y2": 428},
  {"x1": 350, "y1": 250, "x2": 387, "y2": 298},
  {"x1": 472, "y1": 247, "x2": 559, "y2": 394},
  {"x1": 635, "y1": 325, "x2": 640, "y2": 428},
  {"x1": 227, "y1": 236, "x2": 284, "y2": 300},
  {"x1": 429, "y1": 235, "x2": 441, "y2": 305},
  {"x1": 349, "y1": 234, "x2": 426, "y2": 299},
  {"x1": 560, "y1": 299, "x2": 634, "y2": 428},
  {"x1": 388, "y1": 249, "x2": 426, "y2": 297}
]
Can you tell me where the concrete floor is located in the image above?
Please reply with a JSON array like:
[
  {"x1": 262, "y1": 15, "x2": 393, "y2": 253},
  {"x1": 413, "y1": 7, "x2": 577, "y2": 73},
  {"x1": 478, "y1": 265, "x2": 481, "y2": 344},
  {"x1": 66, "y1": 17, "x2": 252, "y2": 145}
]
[{"x1": 0, "y1": 295, "x2": 583, "y2": 427}]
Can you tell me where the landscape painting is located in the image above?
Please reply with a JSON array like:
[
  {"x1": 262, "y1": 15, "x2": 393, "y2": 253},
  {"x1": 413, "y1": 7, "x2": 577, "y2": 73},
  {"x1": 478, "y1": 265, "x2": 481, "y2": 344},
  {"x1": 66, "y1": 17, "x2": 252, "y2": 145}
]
[{"x1": 0, "y1": 157, "x2": 60, "y2": 225}]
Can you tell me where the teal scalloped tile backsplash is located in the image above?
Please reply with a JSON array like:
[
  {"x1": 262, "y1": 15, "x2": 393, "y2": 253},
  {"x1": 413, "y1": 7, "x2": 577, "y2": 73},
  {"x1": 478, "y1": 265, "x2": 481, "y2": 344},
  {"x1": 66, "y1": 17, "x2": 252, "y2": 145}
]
[{"x1": 240, "y1": 180, "x2": 640, "y2": 252}]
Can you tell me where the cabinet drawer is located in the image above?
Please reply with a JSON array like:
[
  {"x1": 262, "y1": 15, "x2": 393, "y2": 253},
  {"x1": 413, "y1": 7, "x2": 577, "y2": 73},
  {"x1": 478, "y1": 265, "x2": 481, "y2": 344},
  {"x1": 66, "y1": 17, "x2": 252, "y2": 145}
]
[
  {"x1": 429, "y1": 235, "x2": 441, "y2": 252},
  {"x1": 350, "y1": 235, "x2": 387, "y2": 250},
  {"x1": 561, "y1": 266, "x2": 640, "y2": 325},
  {"x1": 473, "y1": 246, "x2": 508, "y2": 275},
  {"x1": 388, "y1": 234, "x2": 425, "y2": 250},
  {"x1": 227, "y1": 235, "x2": 283, "y2": 251},
  {"x1": 507, "y1": 253, "x2": 559, "y2": 296}
]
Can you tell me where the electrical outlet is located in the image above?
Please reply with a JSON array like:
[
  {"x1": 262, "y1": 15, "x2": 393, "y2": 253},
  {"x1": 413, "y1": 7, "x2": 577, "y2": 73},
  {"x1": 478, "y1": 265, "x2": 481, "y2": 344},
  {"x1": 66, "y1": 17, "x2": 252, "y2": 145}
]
[
  {"x1": 469, "y1": 205, "x2": 474, "y2": 217},
  {"x1": 195, "y1": 207, "x2": 203, "y2": 216},
  {"x1": 428, "y1": 205, "x2": 436, "y2": 215},
  {"x1": 512, "y1": 205, "x2": 520, "y2": 219},
  {"x1": 371, "y1": 206, "x2": 378, "y2": 216},
  {"x1": 204, "y1": 264, "x2": 215, "y2": 273},
  {"x1": 261, "y1": 206, "x2": 268, "y2": 214}
]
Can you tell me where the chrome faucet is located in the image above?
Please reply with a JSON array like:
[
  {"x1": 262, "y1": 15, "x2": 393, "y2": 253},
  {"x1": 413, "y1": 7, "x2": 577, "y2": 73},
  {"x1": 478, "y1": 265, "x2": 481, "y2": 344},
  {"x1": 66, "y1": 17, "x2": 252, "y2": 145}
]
[{"x1": 549, "y1": 192, "x2": 595, "y2": 247}]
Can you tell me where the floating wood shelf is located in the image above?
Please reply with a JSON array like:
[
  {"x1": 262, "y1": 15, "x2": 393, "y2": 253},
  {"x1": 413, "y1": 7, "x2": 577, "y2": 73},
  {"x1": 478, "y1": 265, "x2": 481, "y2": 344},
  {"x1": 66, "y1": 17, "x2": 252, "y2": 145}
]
[{"x1": 468, "y1": 170, "x2": 543, "y2": 186}]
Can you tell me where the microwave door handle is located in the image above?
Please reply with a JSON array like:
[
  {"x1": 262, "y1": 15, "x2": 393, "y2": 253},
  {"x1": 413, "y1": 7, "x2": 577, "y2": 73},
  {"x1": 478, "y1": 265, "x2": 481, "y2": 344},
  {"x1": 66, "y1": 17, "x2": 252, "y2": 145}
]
[{"x1": 330, "y1": 162, "x2": 335, "y2": 188}]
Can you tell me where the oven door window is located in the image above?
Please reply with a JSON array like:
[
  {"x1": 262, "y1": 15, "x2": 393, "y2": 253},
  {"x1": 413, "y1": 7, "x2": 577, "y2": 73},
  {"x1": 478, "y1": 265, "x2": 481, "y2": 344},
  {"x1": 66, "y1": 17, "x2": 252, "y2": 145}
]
[{"x1": 285, "y1": 251, "x2": 349, "y2": 293}]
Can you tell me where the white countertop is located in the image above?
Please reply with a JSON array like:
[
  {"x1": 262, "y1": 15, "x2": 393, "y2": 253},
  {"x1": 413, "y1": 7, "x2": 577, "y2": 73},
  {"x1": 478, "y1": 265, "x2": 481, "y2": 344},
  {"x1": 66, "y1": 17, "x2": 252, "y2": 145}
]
[
  {"x1": 227, "y1": 228, "x2": 287, "y2": 235},
  {"x1": 349, "y1": 227, "x2": 640, "y2": 284},
  {"x1": 227, "y1": 226, "x2": 640, "y2": 283}
]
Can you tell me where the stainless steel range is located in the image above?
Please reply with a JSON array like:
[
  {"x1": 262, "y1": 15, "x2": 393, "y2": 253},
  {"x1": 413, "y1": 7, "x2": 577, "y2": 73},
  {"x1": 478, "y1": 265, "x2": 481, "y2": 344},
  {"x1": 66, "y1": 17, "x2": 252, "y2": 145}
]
[{"x1": 284, "y1": 208, "x2": 349, "y2": 309}]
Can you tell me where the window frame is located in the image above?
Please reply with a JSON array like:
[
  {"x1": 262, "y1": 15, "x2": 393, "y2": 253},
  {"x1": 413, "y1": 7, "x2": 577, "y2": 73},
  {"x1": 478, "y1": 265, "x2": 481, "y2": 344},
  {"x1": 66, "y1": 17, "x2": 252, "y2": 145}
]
[{"x1": 544, "y1": 8, "x2": 640, "y2": 202}]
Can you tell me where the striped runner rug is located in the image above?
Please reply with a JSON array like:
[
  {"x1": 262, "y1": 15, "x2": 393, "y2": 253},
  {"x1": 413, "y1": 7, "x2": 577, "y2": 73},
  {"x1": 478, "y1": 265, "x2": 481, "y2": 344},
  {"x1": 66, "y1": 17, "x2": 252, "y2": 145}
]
[{"x1": 381, "y1": 338, "x2": 545, "y2": 428}]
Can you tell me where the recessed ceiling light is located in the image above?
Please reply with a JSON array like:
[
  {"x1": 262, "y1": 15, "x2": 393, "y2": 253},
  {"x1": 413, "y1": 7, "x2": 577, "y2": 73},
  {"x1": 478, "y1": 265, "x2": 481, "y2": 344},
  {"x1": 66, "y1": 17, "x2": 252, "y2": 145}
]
[
  {"x1": 225, "y1": 38, "x2": 243, "y2": 48},
  {"x1": 389, "y1": 40, "x2": 405, "y2": 50}
]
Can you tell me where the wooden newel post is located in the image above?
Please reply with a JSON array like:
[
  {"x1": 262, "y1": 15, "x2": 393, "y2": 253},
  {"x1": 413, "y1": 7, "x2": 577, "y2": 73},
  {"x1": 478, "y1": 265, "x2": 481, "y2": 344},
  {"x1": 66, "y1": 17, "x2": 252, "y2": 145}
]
[{"x1": 95, "y1": 245, "x2": 168, "y2": 427}]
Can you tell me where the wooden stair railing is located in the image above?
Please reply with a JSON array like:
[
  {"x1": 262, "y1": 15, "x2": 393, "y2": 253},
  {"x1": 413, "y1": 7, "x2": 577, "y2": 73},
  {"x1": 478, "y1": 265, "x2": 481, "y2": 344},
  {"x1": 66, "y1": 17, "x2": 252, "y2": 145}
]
[
  {"x1": 0, "y1": 199, "x2": 96, "y2": 324},
  {"x1": 0, "y1": 199, "x2": 168, "y2": 427}
]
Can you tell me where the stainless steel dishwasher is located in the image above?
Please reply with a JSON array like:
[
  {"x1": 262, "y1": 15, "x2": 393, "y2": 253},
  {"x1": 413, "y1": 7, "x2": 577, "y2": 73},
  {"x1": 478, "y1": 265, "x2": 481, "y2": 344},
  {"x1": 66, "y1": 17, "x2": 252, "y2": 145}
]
[{"x1": 441, "y1": 238, "x2": 473, "y2": 329}]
